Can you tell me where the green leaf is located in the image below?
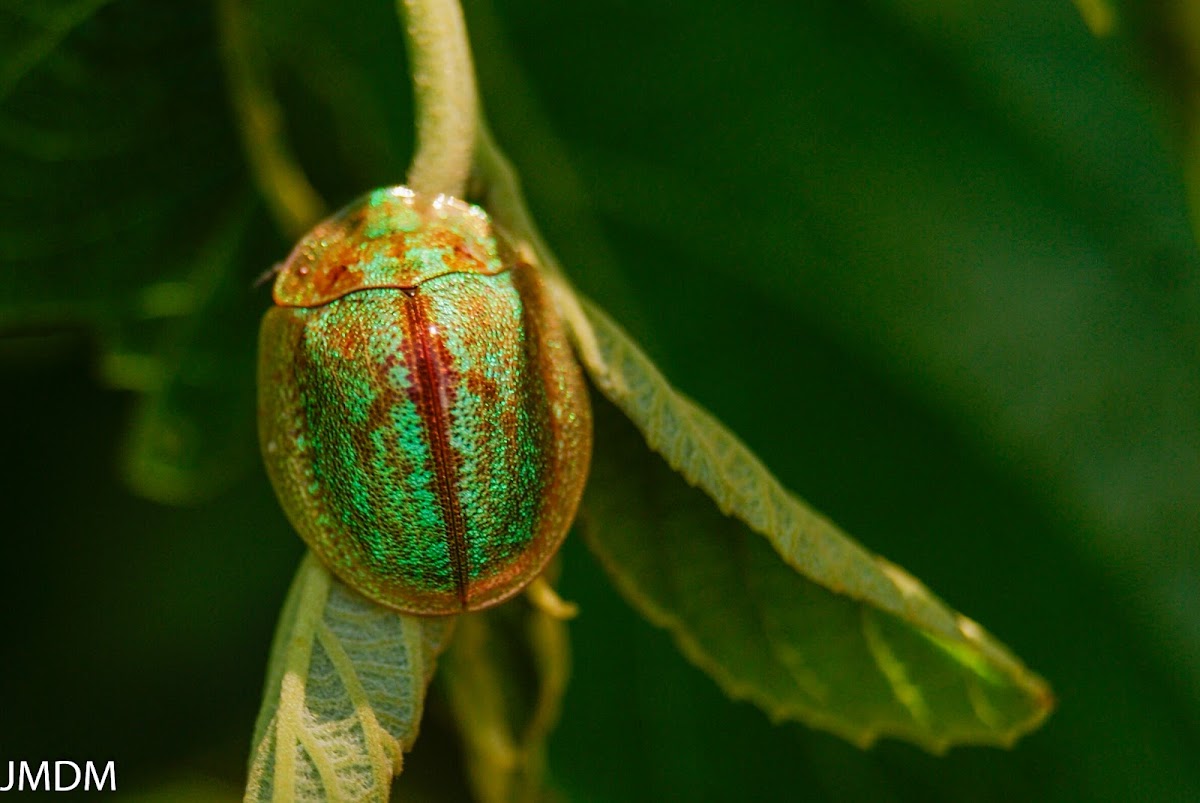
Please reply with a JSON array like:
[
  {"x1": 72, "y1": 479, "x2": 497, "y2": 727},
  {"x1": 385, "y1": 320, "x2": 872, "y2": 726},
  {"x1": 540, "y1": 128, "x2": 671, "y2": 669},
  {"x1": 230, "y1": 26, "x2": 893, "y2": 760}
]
[
  {"x1": 562, "y1": 287, "x2": 1052, "y2": 750},
  {"x1": 119, "y1": 193, "x2": 266, "y2": 503},
  {"x1": 0, "y1": 0, "x2": 245, "y2": 326},
  {"x1": 438, "y1": 582, "x2": 572, "y2": 803},
  {"x1": 246, "y1": 554, "x2": 456, "y2": 802},
  {"x1": 0, "y1": 0, "x2": 266, "y2": 501},
  {"x1": 555, "y1": 0, "x2": 1200, "y2": 707}
]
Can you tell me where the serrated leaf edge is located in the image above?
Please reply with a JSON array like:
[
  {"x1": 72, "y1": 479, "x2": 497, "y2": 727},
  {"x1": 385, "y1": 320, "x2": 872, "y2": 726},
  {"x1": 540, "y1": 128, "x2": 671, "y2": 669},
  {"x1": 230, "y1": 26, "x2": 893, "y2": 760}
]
[{"x1": 555, "y1": 276, "x2": 1053, "y2": 750}]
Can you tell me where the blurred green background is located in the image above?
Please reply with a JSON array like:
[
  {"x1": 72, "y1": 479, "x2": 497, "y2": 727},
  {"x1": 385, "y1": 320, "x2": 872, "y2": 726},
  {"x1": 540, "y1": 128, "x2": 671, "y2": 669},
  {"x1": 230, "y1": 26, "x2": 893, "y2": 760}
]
[{"x1": 2, "y1": 0, "x2": 1199, "y2": 800}]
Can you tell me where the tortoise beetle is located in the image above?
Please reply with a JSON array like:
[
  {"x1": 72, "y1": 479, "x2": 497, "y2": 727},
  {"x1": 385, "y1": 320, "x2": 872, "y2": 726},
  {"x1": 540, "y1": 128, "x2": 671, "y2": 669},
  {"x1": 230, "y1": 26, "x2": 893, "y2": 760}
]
[{"x1": 258, "y1": 186, "x2": 591, "y2": 615}]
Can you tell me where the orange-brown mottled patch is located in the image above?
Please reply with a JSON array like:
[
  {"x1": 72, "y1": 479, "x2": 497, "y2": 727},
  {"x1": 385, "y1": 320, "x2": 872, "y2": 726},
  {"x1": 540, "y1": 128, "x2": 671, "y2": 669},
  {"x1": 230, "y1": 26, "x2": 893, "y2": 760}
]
[{"x1": 385, "y1": 237, "x2": 410, "y2": 262}]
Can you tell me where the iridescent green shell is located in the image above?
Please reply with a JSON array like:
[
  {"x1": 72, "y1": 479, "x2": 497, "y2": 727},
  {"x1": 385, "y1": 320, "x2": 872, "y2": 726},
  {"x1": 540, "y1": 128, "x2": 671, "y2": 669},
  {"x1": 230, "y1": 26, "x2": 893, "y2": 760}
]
[{"x1": 258, "y1": 187, "x2": 592, "y2": 615}]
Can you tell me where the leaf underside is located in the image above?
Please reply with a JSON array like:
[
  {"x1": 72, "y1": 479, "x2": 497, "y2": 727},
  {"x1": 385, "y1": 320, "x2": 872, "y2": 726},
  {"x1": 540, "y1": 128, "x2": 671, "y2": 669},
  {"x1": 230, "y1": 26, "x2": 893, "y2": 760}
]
[
  {"x1": 246, "y1": 555, "x2": 455, "y2": 803},
  {"x1": 558, "y1": 283, "x2": 1053, "y2": 751}
]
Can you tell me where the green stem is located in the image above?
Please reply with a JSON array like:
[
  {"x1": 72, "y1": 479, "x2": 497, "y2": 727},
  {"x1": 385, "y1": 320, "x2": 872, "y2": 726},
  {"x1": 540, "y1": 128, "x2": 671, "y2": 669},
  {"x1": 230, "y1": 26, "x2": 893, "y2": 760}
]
[
  {"x1": 397, "y1": 0, "x2": 480, "y2": 198},
  {"x1": 217, "y1": 0, "x2": 327, "y2": 238},
  {"x1": 473, "y1": 123, "x2": 609, "y2": 374},
  {"x1": 1071, "y1": 0, "x2": 1115, "y2": 36},
  {"x1": 473, "y1": 123, "x2": 564, "y2": 278}
]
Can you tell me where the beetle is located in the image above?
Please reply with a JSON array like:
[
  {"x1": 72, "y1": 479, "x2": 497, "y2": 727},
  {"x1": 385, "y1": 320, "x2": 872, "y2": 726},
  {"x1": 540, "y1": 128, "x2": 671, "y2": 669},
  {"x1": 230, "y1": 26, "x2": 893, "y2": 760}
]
[{"x1": 258, "y1": 186, "x2": 592, "y2": 615}]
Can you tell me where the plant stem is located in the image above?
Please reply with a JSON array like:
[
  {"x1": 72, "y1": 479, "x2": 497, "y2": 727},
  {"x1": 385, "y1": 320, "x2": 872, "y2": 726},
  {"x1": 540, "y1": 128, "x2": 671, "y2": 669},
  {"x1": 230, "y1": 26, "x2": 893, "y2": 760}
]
[
  {"x1": 474, "y1": 123, "x2": 564, "y2": 277},
  {"x1": 473, "y1": 123, "x2": 612, "y2": 373},
  {"x1": 1071, "y1": 0, "x2": 1116, "y2": 35},
  {"x1": 217, "y1": 0, "x2": 326, "y2": 238},
  {"x1": 397, "y1": 0, "x2": 479, "y2": 198}
]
